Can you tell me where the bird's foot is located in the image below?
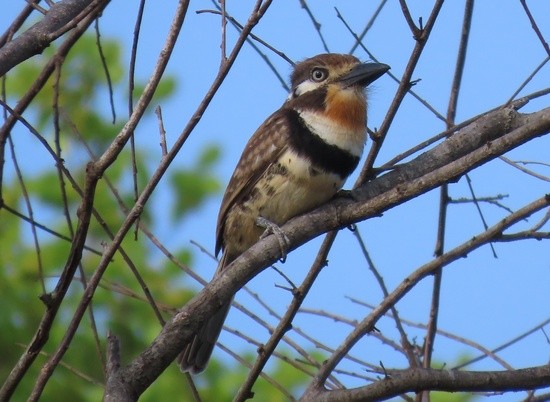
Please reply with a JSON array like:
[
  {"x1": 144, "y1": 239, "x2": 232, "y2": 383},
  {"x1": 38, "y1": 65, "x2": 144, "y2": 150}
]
[
  {"x1": 256, "y1": 216, "x2": 290, "y2": 263},
  {"x1": 335, "y1": 189, "x2": 358, "y2": 201}
]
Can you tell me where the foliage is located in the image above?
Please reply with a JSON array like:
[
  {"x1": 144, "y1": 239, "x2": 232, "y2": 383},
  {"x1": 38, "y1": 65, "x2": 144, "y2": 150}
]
[{"x1": 0, "y1": 33, "x2": 223, "y2": 400}]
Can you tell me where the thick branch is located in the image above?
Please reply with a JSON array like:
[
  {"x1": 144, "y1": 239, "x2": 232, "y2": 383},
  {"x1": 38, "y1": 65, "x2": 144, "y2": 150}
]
[
  {"x1": 0, "y1": 0, "x2": 104, "y2": 77},
  {"x1": 303, "y1": 365, "x2": 550, "y2": 402}
]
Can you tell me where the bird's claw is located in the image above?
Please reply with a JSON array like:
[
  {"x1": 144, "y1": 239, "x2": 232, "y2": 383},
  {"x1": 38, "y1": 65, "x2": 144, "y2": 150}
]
[
  {"x1": 335, "y1": 189, "x2": 358, "y2": 201},
  {"x1": 256, "y1": 216, "x2": 290, "y2": 262}
]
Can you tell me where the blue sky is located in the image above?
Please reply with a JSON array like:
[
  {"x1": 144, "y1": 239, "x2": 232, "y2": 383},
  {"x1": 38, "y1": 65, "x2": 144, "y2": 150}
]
[{"x1": 2, "y1": 1, "x2": 549, "y2": 397}]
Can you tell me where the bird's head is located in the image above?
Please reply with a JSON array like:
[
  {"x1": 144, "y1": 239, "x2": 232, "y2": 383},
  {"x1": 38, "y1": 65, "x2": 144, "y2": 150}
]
[
  {"x1": 289, "y1": 53, "x2": 390, "y2": 99},
  {"x1": 287, "y1": 53, "x2": 389, "y2": 132}
]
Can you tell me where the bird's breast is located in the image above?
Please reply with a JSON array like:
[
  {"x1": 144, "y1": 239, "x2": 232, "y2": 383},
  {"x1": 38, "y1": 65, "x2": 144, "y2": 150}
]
[
  {"x1": 255, "y1": 149, "x2": 344, "y2": 224},
  {"x1": 221, "y1": 149, "x2": 343, "y2": 256},
  {"x1": 297, "y1": 109, "x2": 366, "y2": 158}
]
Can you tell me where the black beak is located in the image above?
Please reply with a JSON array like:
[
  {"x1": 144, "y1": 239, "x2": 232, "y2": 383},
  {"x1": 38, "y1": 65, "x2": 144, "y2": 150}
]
[{"x1": 339, "y1": 62, "x2": 390, "y2": 88}]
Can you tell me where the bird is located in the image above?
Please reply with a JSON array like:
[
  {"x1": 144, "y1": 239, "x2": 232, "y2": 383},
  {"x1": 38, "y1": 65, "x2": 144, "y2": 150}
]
[{"x1": 178, "y1": 53, "x2": 389, "y2": 374}]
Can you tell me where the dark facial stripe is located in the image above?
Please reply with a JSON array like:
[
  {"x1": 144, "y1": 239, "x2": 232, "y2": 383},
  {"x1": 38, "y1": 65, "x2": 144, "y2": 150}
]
[
  {"x1": 286, "y1": 109, "x2": 360, "y2": 179},
  {"x1": 289, "y1": 86, "x2": 326, "y2": 110}
]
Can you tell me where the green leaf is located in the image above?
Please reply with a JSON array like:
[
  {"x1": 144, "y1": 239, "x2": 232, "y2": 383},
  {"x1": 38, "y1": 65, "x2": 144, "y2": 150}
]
[
  {"x1": 170, "y1": 145, "x2": 222, "y2": 218},
  {"x1": 170, "y1": 170, "x2": 221, "y2": 217}
]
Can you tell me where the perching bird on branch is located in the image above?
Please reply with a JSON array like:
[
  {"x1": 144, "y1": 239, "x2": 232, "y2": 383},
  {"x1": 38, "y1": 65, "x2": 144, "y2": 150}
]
[{"x1": 178, "y1": 53, "x2": 389, "y2": 374}]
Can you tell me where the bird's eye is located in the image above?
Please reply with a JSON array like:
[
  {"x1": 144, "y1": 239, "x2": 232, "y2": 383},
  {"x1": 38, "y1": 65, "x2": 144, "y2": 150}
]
[{"x1": 311, "y1": 67, "x2": 328, "y2": 82}]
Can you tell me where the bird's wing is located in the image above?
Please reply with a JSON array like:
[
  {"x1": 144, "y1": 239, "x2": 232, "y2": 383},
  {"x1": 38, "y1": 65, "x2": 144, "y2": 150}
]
[{"x1": 215, "y1": 109, "x2": 291, "y2": 255}]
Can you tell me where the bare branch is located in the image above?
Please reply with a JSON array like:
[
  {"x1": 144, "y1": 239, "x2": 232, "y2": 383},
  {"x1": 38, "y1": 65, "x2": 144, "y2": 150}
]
[
  {"x1": 299, "y1": 0, "x2": 330, "y2": 53},
  {"x1": 0, "y1": 2, "x2": 37, "y2": 47},
  {"x1": 302, "y1": 105, "x2": 550, "y2": 392},
  {"x1": 348, "y1": 0, "x2": 389, "y2": 54},
  {"x1": 0, "y1": 0, "x2": 109, "y2": 77},
  {"x1": 358, "y1": 0, "x2": 445, "y2": 184},
  {"x1": 352, "y1": 227, "x2": 419, "y2": 367},
  {"x1": 302, "y1": 365, "x2": 550, "y2": 402},
  {"x1": 500, "y1": 155, "x2": 550, "y2": 182},
  {"x1": 520, "y1": 0, "x2": 550, "y2": 57}
]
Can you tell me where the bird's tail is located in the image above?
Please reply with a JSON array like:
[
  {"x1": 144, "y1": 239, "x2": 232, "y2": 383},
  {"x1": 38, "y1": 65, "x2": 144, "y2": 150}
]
[{"x1": 178, "y1": 253, "x2": 233, "y2": 374}]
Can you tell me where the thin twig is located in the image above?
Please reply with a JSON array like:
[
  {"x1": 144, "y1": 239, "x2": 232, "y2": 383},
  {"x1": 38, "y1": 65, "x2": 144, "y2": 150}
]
[
  {"x1": 348, "y1": 0, "x2": 389, "y2": 54},
  {"x1": 465, "y1": 174, "x2": 498, "y2": 257},
  {"x1": 217, "y1": 343, "x2": 298, "y2": 401},
  {"x1": 352, "y1": 227, "x2": 419, "y2": 367},
  {"x1": 500, "y1": 155, "x2": 550, "y2": 182},
  {"x1": 449, "y1": 194, "x2": 514, "y2": 214},
  {"x1": 7, "y1": 136, "x2": 45, "y2": 293},
  {"x1": 15, "y1": 343, "x2": 104, "y2": 387},
  {"x1": 299, "y1": 307, "x2": 411, "y2": 369},
  {"x1": 507, "y1": 56, "x2": 550, "y2": 104},
  {"x1": 234, "y1": 232, "x2": 337, "y2": 402},
  {"x1": 129, "y1": 0, "x2": 147, "y2": 242},
  {"x1": 155, "y1": 105, "x2": 168, "y2": 157},
  {"x1": 202, "y1": 4, "x2": 293, "y2": 92},
  {"x1": 299, "y1": 0, "x2": 330, "y2": 53},
  {"x1": 222, "y1": 322, "x2": 326, "y2": 381},
  {"x1": 425, "y1": 2, "x2": 475, "y2": 385},
  {"x1": 519, "y1": 0, "x2": 550, "y2": 57},
  {"x1": 94, "y1": 19, "x2": 116, "y2": 123},
  {"x1": 220, "y1": 0, "x2": 227, "y2": 62},
  {"x1": 358, "y1": 0, "x2": 446, "y2": 184},
  {"x1": 454, "y1": 317, "x2": 550, "y2": 370},
  {"x1": 398, "y1": 0, "x2": 420, "y2": 37},
  {"x1": 0, "y1": 203, "x2": 102, "y2": 255},
  {"x1": 346, "y1": 298, "x2": 514, "y2": 370}
]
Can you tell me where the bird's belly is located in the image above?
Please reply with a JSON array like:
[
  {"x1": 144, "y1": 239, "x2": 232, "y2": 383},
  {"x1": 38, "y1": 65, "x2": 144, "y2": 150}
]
[
  {"x1": 222, "y1": 150, "x2": 343, "y2": 255},
  {"x1": 258, "y1": 149, "x2": 344, "y2": 223}
]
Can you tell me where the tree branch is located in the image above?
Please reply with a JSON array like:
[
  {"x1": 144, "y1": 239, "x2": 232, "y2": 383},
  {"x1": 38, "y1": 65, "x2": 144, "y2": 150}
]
[
  {"x1": 0, "y1": 0, "x2": 107, "y2": 77},
  {"x1": 302, "y1": 365, "x2": 550, "y2": 402}
]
